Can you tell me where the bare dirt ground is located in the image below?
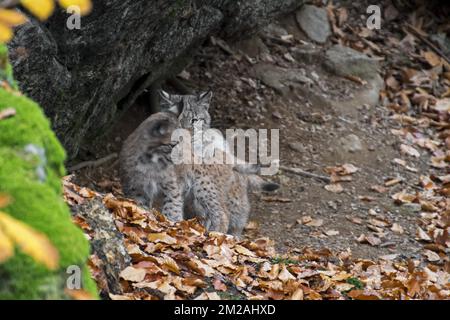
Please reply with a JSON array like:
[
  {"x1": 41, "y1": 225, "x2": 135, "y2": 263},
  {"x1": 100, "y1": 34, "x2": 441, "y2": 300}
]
[{"x1": 72, "y1": 0, "x2": 449, "y2": 264}]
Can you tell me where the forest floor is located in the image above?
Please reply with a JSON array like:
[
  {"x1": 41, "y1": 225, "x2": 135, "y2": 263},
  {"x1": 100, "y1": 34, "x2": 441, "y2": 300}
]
[{"x1": 69, "y1": 0, "x2": 449, "y2": 299}]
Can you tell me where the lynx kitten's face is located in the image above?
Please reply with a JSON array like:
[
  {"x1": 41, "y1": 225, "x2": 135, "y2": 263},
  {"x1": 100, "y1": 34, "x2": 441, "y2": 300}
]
[{"x1": 160, "y1": 91, "x2": 212, "y2": 130}]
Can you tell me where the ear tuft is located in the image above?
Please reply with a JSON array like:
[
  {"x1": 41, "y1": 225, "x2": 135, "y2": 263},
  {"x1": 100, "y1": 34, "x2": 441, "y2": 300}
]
[
  {"x1": 199, "y1": 91, "x2": 213, "y2": 102},
  {"x1": 160, "y1": 90, "x2": 171, "y2": 101}
]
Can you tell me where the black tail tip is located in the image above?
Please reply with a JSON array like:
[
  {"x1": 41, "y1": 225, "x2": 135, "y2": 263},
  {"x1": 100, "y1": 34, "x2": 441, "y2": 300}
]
[{"x1": 262, "y1": 183, "x2": 280, "y2": 192}]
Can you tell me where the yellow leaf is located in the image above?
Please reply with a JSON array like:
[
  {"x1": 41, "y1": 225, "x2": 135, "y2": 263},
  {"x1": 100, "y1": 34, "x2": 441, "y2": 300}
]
[
  {"x1": 0, "y1": 228, "x2": 14, "y2": 263},
  {"x1": 0, "y1": 23, "x2": 13, "y2": 43},
  {"x1": 21, "y1": 0, "x2": 55, "y2": 21},
  {"x1": 58, "y1": 0, "x2": 92, "y2": 15},
  {"x1": 0, "y1": 212, "x2": 59, "y2": 270},
  {"x1": 0, "y1": 9, "x2": 27, "y2": 26}
]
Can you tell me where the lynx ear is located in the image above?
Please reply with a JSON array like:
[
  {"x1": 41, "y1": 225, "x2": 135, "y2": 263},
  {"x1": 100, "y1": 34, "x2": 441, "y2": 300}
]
[
  {"x1": 199, "y1": 91, "x2": 213, "y2": 104},
  {"x1": 159, "y1": 90, "x2": 172, "y2": 103},
  {"x1": 159, "y1": 90, "x2": 180, "y2": 115}
]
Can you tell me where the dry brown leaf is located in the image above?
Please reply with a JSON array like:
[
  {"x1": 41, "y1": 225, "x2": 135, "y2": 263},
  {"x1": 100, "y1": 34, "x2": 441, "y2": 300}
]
[
  {"x1": 290, "y1": 287, "x2": 304, "y2": 300},
  {"x1": 392, "y1": 191, "x2": 416, "y2": 204},
  {"x1": 391, "y1": 223, "x2": 404, "y2": 234},
  {"x1": 416, "y1": 227, "x2": 432, "y2": 242},
  {"x1": 400, "y1": 144, "x2": 420, "y2": 157},
  {"x1": 304, "y1": 218, "x2": 324, "y2": 227},
  {"x1": 147, "y1": 233, "x2": 177, "y2": 245},
  {"x1": 212, "y1": 278, "x2": 227, "y2": 292},
  {"x1": 244, "y1": 220, "x2": 259, "y2": 231},
  {"x1": 120, "y1": 266, "x2": 147, "y2": 282},
  {"x1": 422, "y1": 51, "x2": 442, "y2": 67},
  {"x1": 423, "y1": 250, "x2": 440, "y2": 262},
  {"x1": 235, "y1": 244, "x2": 257, "y2": 257}
]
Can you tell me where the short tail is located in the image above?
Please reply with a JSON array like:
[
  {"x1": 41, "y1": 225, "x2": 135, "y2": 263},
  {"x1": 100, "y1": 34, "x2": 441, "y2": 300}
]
[{"x1": 247, "y1": 175, "x2": 280, "y2": 192}]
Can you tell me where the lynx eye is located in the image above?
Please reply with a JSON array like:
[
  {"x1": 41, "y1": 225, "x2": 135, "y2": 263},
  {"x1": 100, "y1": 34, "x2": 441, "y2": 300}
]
[
  {"x1": 191, "y1": 118, "x2": 197, "y2": 124},
  {"x1": 152, "y1": 120, "x2": 169, "y2": 136}
]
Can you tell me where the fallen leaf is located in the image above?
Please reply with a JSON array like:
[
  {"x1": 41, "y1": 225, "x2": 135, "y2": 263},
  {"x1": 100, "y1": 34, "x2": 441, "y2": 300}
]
[
  {"x1": 235, "y1": 245, "x2": 257, "y2": 257},
  {"x1": 422, "y1": 51, "x2": 441, "y2": 67},
  {"x1": 423, "y1": 250, "x2": 440, "y2": 262},
  {"x1": 416, "y1": 227, "x2": 432, "y2": 242},
  {"x1": 400, "y1": 144, "x2": 420, "y2": 157},
  {"x1": 147, "y1": 233, "x2": 177, "y2": 245},
  {"x1": 278, "y1": 265, "x2": 296, "y2": 282},
  {"x1": 0, "y1": 211, "x2": 59, "y2": 270},
  {"x1": 212, "y1": 278, "x2": 227, "y2": 292},
  {"x1": 391, "y1": 223, "x2": 404, "y2": 234},
  {"x1": 392, "y1": 191, "x2": 416, "y2": 204},
  {"x1": 244, "y1": 220, "x2": 259, "y2": 231},
  {"x1": 304, "y1": 218, "x2": 323, "y2": 227},
  {"x1": 120, "y1": 266, "x2": 147, "y2": 282}
]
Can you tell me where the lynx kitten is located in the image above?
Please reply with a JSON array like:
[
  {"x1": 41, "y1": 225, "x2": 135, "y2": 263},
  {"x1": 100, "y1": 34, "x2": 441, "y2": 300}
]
[{"x1": 119, "y1": 111, "x2": 278, "y2": 236}]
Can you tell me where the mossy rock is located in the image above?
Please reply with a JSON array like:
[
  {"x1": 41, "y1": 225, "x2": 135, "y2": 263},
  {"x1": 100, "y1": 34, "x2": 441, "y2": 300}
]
[{"x1": 0, "y1": 45, "x2": 98, "y2": 299}]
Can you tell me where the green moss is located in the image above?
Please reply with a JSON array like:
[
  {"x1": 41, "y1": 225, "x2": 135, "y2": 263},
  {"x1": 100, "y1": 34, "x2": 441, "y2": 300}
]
[{"x1": 0, "y1": 44, "x2": 98, "y2": 299}]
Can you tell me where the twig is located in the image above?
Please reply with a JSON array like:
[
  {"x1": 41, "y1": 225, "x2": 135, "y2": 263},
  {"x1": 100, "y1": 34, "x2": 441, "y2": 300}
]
[
  {"x1": 405, "y1": 23, "x2": 450, "y2": 65},
  {"x1": 68, "y1": 153, "x2": 118, "y2": 172},
  {"x1": 0, "y1": 108, "x2": 16, "y2": 121},
  {"x1": 280, "y1": 165, "x2": 331, "y2": 183}
]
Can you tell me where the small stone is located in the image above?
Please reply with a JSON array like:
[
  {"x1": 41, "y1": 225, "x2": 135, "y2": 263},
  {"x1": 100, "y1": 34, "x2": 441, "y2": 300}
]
[
  {"x1": 323, "y1": 45, "x2": 379, "y2": 80},
  {"x1": 296, "y1": 5, "x2": 331, "y2": 44},
  {"x1": 339, "y1": 134, "x2": 363, "y2": 153},
  {"x1": 272, "y1": 111, "x2": 282, "y2": 119},
  {"x1": 288, "y1": 142, "x2": 305, "y2": 153},
  {"x1": 403, "y1": 203, "x2": 422, "y2": 213}
]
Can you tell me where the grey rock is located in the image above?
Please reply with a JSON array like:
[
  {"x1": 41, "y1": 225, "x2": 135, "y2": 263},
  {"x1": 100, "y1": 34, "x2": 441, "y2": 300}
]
[
  {"x1": 252, "y1": 63, "x2": 313, "y2": 95},
  {"x1": 24, "y1": 144, "x2": 47, "y2": 183},
  {"x1": 323, "y1": 45, "x2": 379, "y2": 80},
  {"x1": 339, "y1": 134, "x2": 363, "y2": 153},
  {"x1": 296, "y1": 5, "x2": 331, "y2": 44},
  {"x1": 288, "y1": 141, "x2": 305, "y2": 153},
  {"x1": 403, "y1": 203, "x2": 422, "y2": 213},
  {"x1": 9, "y1": 0, "x2": 305, "y2": 159}
]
